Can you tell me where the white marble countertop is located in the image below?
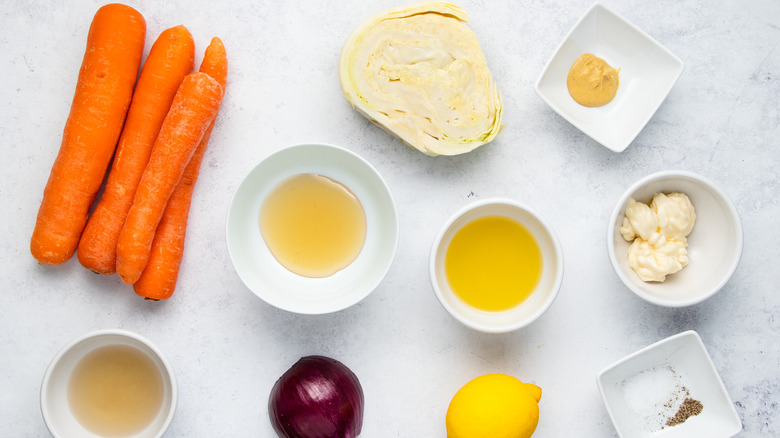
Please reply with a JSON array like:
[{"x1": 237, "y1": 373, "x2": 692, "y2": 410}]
[{"x1": 2, "y1": 0, "x2": 778, "y2": 436}]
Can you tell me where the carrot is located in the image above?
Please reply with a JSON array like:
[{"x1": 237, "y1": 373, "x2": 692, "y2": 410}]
[
  {"x1": 134, "y1": 38, "x2": 228, "y2": 300},
  {"x1": 116, "y1": 71, "x2": 224, "y2": 285},
  {"x1": 30, "y1": 4, "x2": 145, "y2": 265},
  {"x1": 77, "y1": 25, "x2": 195, "y2": 274}
]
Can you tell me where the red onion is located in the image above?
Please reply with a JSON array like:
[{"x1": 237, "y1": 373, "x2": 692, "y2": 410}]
[{"x1": 268, "y1": 355, "x2": 364, "y2": 438}]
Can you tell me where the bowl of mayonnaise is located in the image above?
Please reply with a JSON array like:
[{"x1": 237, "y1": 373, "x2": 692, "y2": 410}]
[{"x1": 607, "y1": 170, "x2": 742, "y2": 307}]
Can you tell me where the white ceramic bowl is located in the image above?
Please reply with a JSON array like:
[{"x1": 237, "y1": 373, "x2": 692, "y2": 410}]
[
  {"x1": 535, "y1": 3, "x2": 684, "y2": 152},
  {"x1": 429, "y1": 198, "x2": 563, "y2": 333},
  {"x1": 41, "y1": 329, "x2": 177, "y2": 438},
  {"x1": 597, "y1": 330, "x2": 742, "y2": 437},
  {"x1": 226, "y1": 143, "x2": 398, "y2": 314},
  {"x1": 607, "y1": 170, "x2": 742, "y2": 307}
]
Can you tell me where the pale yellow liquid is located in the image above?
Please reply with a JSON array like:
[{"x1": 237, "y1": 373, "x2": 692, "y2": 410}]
[
  {"x1": 67, "y1": 344, "x2": 164, "y2": 437},
  {"x1": 445, "y1": 215, "x2": 542, "y2": 312},
  {"x1": 260, "y1": 173, "x2": 367, "y2": 278}
]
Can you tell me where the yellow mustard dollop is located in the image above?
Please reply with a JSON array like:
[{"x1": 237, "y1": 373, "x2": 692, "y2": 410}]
[{"x1": 567, "y1": 53, "x2": 619, "y2": 107}]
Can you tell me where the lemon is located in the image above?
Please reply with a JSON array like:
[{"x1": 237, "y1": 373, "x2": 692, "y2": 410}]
[{"x1": 446, "y1": 374, "x2": 542, "y2": 438}]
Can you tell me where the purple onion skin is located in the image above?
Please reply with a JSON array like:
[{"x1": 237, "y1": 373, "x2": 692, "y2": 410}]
[{"x1": 269, "y1": 355, "x2": 364, "y2": 438}]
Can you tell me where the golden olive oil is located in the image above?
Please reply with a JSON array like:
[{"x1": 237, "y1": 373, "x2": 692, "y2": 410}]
[
  {"x1": 260, "y1": 173, "x2": 367, "y2": 278},
  {"x1": 67, "y1": 344, "x2": 164, "y2": 437},
  {"x1": 445, "y1": 215, "x2": 542, "y2": 311}
]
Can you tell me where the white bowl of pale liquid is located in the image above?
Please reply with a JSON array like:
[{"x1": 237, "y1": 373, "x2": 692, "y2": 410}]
[
  {"x1": 41, "y1": 329, "x2": 177, "y2": 438},
  {"x1": 226, "y1": 143, "x2": 399, "y2": 314}
]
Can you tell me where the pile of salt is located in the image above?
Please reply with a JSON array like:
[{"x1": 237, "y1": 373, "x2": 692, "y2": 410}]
[{"x1": 621, "y1": 365, "x2": 688, "y2": 431}]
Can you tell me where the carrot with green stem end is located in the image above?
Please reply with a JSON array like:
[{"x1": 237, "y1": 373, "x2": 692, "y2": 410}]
[
  {"x1": 116, "y1": 71, "x2": 223, "y2": 285},
  {"x1": 77, "y1": 25, "x2": 194, "y2": 274},
  {"x1": 30, "y1": 4, "x2": 145, "y2": 265},
  {"x1": 134, "y1": 37, "x2": 228, "y2": 300}
]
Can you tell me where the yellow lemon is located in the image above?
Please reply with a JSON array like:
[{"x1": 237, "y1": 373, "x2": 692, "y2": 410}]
[{"x1": 446, "y1": 374, "x2": 542, "y2": 438}]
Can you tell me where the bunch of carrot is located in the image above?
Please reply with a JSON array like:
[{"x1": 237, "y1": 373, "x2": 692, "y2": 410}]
[{"x1": 30, "y1": 3, "x2": 228, "y2": 301}]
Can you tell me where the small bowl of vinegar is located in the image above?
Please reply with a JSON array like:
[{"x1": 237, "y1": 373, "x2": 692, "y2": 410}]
[
  {"x1": 226, "y1": 143, "x2": 399, "y2": 314},
  {"x1": 429, "y1": 198, "x2": 564, "y2": 333},
  {"x1": 40, "y1": 329, "x2": 177, "y2": 438}
]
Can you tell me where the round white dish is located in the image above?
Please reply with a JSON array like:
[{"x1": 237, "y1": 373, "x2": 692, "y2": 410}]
[
  {"x1": 429, "y1": 198, "x2": 563, "y2": 333},
  {"x1": 226, "y1": 143, "x2": 398, "y2": 314},
  {"x1": 607, "y1": 170, "x2": 743, "y2": 307},
  {"x1": 40, "y1": 329, "x2": 177, "y2": 438}
]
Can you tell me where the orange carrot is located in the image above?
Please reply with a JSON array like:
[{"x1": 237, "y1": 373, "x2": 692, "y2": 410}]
[
  {"x1": 116, "y1": 71, "x2": 224, "y2": 285},
  {"x1": 134, "y1": 38, "x2": 228, "y2": 300},
  {"x1": 30, "y1": 4, "x2": 145, "y2": 265},
  {"x1": 77, "y1": 25, "x2": 194, "y2": 274}
]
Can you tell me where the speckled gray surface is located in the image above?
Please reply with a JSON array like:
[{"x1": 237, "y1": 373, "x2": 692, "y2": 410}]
[{"x1": 1, "y1": 0, "x2": 778, "y2": 436}]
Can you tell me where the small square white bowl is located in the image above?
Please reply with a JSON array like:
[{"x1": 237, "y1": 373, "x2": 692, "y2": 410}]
[
  {"x1": 535, "y1": 3, "x2": 684, "y2": 152},
  {"x1": 597, "y1": 331, "x2": 742, "y2": 437}
]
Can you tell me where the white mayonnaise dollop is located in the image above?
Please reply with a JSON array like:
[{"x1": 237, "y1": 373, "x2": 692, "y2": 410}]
[
  {"x1": 621, "y1": 192, "x2": 695, "y2": 282},
  {"x1": 652, "y1": 192, "x2": 696, "y2": 239}
]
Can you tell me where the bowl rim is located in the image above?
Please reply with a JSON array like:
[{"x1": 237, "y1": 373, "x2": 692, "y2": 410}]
[
  {"x1": 428, "y1": 197, "x2": 564, "y2": 333},
  {"x1": 40, "y1": 329, "x2": 178, "y2": 438},
  {"x1": 533, "y1": 2, "x2": 685, "y2": 152},
  {"x1": 606, "y1": 170, "x2": 743, "y2": 307},
  {"x1": 225, "y1": 142, "x2": 399, "y2": 314},
  {"x1": 597, "y1": 330, "x2": 698, "y2": 384}
]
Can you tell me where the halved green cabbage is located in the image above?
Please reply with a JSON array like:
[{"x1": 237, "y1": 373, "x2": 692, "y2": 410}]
[{"x1": 339, "y1": 2, "x2": 503, "y2": 156}]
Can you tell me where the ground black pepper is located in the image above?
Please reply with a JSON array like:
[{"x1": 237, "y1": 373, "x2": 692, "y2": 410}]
[{"x1": 665, "y1": 397, "x2": 703, "y2": 427}]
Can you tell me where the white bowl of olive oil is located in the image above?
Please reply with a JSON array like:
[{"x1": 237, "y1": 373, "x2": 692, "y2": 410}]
[
  {"x1": 226, "y1": 143, "x2": 399, "y2": 314},
  {"x1": 41, "y1": 329, "x2": 177, "y2": 438},
  {"x1": 429, "y1": 198, "x2": 564, "y2": 333}
]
